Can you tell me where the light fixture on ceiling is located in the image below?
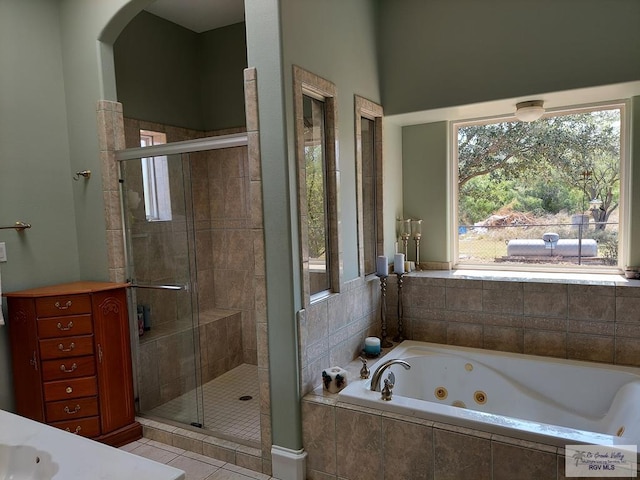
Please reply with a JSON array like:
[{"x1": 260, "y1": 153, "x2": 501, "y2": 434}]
[{"x1": 515, "y1": 100, "x2": 545, "y2": 122}]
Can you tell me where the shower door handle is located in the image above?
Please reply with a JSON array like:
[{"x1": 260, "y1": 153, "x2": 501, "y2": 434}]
[{"x1": 130, "y1": 283, "x2": 189, "y2": 291}]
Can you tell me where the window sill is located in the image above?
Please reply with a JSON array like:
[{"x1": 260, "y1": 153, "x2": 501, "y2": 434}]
[{"x1": 410, "y1": 268, "x2": 640, "y2": 287}]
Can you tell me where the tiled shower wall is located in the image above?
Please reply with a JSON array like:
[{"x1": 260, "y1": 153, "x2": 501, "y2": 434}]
[
  {"x1": 122, "y1": 118, "x2": 259, "y2": 370},
  {"x1": 393, "y1": 275, "x2": 640, "y2": 367},
  {"x1": 97, "y1": 67, "x2": 271, "y2": 474}
]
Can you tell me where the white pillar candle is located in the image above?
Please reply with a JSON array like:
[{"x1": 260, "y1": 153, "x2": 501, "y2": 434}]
[
  {"x1": 394, "y1": 253, "x2": 405, "y2": 274},
  {"x1": 376, "y1": 256, "x2": 388, "y2": 277},
  {"x1": 364, "y1": 336, "x2": 381, "y2": 355}
]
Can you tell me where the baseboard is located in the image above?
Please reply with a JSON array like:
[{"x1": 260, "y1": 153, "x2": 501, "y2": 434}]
[{"x1": 271, "y1": 445, "x2": 307, "y2": 480}]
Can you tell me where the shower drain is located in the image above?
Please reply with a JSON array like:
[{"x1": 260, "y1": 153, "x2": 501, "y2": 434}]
[{"x1": 239, "y1": 395, "x2": 253, "y2": 401}]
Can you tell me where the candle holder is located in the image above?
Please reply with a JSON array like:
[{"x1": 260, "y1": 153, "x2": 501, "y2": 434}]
[
  {"x1": 400, "y1": 219, "x2": 411, "y2": 257},
  {"x1": 413, "y1": 235, "x2": 421, "y2": 271},
  {"x1": 394, "y1": 272, "x2": 405, "y2": 342},
  {"x1": 378, "y1": 275, "x2": 393, "y2": 348},
  {"x1": 411, "y1": 219, "x2": 422, "y2": 270}
]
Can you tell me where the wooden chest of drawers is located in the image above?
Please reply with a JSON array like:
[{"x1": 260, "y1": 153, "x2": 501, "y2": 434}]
[{"x1": 5, "y1": 282, "x2": 141, "y2": 447}]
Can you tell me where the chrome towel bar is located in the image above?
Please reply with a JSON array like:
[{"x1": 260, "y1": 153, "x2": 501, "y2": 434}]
[{"x1": 0, "y1": 221, "x2": 31, "y2": 231}]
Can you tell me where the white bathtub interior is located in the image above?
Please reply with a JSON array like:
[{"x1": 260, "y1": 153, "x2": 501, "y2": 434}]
[
  {"x1": 339, "y1": 341, "x2": 640, "y2": 447},
  {"x1": 0, "y1": 409, "x2": 184, "y2": 480}
]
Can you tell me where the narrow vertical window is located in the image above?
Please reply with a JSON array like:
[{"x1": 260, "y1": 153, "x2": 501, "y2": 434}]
[
  {"x1": 293, "y1": 66, "x2": 340, "y2": 304},
  {"x1": 355, "y1": 95, "x2": 384, "y2": 278},
  {"x1": 303, "y1": 95, "x2": 330, "y2": 294},
  {"x1": 140, "y1": 130, "x2": 171, "y2": 222},
  {"x1": 361, "y1": 116, "x2": 377, "y2": 275}
]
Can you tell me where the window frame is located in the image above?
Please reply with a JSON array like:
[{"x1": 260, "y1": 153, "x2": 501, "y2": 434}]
[
  {"x1": 355, "y1": 95, "x2": 384, "y2": 278},
  {"x1": 293, "y1": 66, "x2": 341, "y2": 305},
  {"x1": 139, "y1": 130, "x2": 171, "y2": 222},
  {"x1": 451, "y1": 100, "x2": 629, "y2": 274}
]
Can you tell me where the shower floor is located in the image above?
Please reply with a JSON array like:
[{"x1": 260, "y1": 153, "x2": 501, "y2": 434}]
[{"x1": 146, "y1": 363, "x2": 260, "y2": 444}]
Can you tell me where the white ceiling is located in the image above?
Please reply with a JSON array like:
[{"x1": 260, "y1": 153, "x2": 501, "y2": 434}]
[{"x1": 145, "y1": 0, "x2": 245, "y2": 33}]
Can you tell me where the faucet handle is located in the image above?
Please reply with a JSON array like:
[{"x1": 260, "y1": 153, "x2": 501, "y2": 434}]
[
  {"x1": 381, "y1": 378, "x2": 394, "y2": 401},
  {"x1": 358, "y1": 356, "x2": 370, "y2": 379}
]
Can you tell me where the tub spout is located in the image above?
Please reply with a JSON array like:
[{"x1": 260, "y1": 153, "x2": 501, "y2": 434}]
[{"x1": 370, "y1": 359, "x2": 411, "y2": 392}]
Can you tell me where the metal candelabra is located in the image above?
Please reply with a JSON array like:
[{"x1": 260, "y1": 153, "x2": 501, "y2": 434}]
[
  {"x1": 379, "y1": 275, "x2": 392, "y2": 347},
  {"x1": 394, "y1": 272, "x2": 405, "y2": 342}
]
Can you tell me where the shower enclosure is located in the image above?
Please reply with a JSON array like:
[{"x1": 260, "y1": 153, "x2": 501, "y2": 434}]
[{"x1": 115, "y1": 133, "x2": 262, "y2": 445}]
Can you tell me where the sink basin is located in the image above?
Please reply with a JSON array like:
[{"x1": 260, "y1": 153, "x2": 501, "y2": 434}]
[{"x1": 0, "y1": 444, "x2": 58, "y2": 480}]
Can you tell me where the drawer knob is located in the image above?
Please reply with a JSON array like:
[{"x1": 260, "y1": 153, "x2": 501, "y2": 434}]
[
  {"x1": 60, "y1": 363, "x2": 77, "y2": 373},
  {"x1": 64, "y1": 404, "x2": 81, "y2": 415},
  {"x1": 65, "y1": 425, "x2": 82, "y2": 434},
  {"x1": 56, "y1": 321, "x2": 74, "y2": 331},
  {"x1": 58, "y1": 342, "x2": 75, "y2": 352},
  {"x1": 65, "y1": 386, "x2": 73, "y2": 394},
  {"x1": 54, "y1": 300, "x2": 73, "y2": 310}
]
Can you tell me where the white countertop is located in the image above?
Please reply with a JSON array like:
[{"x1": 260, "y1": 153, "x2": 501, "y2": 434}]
[{"x1": 0, "y1": 410, "x2": 185, "y2": 480}]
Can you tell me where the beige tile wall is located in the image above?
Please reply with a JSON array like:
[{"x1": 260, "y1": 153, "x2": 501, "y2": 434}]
[
  {"x1": 298, "y1": 275, "x2": 382, "y2": 397},
  {"x1": 392, "y1": 275, "x2": 640, "y2": 367},
  {"x1": 302, "y1": 394, "x2": 585, "y2": 480}
]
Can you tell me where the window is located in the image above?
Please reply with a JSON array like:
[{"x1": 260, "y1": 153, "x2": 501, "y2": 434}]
[
  {"x1": 303, "y1": 95, "x2": 330, "y2": 293},
  {"x1": 355, "y1": 96, "x2": 384, "y2": 277},
  {"x1": 454, "y1": 103, "x2": 625, "y2": 271},
  {"x1": 293, "y1": 66, "x2": 340, "y2": 303},
  {"x1": 140, "y1": 130, "x2": 171, "y2": 222}
]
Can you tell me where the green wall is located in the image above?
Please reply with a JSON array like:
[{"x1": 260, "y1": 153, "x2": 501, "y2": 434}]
[
  {"x1": 245, "y1": 0, "x2": 302, "y2": 450},
  {"x1": 378, "y1": 0, "x2": 640, "y2": 116},
  {"x1": 0, "y1": 0, "x2": 83, "y2": 411},
  {"x1": 629, "y1": 97, "x2": 640, "y2": 267},
  {"x1": 200, "y1": 23, "x2": 248, "y2": 131},
  {"x1": 384, "y1": 1, "x2": 640, "y2": 266},
  {"x1": 402, "y1": 122, "x2": 450, "y2": 263},
  {"x1": 114, "y1": 12, "x2": 203, "y2": 130},
  {"x1": 113, "y1": 12, "x2": 247, "y2": 131},
  {"x1": 245, "y1": 0, "x2": 390, "y2": 451}
]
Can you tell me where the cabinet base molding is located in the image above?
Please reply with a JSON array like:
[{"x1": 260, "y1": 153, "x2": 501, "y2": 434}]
[{"x1": 97, "y1": 421, "x2": 143, "y2": 447}]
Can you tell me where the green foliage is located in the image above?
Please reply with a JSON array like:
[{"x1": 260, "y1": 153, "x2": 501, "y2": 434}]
[
  {"x1": 305, "y1": 144, "x2": 327, "y2": 259},
  {"x1": 458, "y1": 108, "x2": 621, "y2": 228}
]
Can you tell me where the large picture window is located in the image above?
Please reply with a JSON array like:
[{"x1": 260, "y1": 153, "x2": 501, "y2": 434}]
[{"x1": 454, "y1": 103, "x2": 625, "y2": 271}]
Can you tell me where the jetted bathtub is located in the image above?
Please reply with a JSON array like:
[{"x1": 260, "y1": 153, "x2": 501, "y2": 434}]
[{"x1": 338, "y1": 341, "x2": 640, "y2": 447}]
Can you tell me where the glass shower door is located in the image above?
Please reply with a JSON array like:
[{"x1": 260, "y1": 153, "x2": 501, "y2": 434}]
[{"x1": 120, "y1": 152, "x2": 204, "y2": 428}]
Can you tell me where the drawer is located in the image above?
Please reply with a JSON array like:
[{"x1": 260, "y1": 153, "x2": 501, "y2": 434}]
[
  {"x1": 43, "y1": 376, "x2": 98, "y2": 402},
  {"x1": 45, "y1": 396, "x2": 99, "y2": 423},
  {"x1": 37, "y1": 314, "x2": 93, "y2": 339},
  {"x1": 36, "y1": 295, "x2": 91, "y2": 318},
  {"x1": 42, "y1": 356, "x2": 95, "y2": 381},
  {"x1": 39, "y1": 335, "x2": 94, "y2": 360},
  {"x1": 50, "y1": 416, "x2": 100, "y2": 438}
]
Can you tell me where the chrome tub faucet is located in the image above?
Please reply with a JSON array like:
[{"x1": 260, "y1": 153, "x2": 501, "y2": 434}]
[{"x1": 370, "y1": 359, "x2": 411, "y2": 392}]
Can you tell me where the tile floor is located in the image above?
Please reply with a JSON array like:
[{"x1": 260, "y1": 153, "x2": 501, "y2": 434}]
[
  {"x1": 147, "y1": 363, "x2": 260, "y2": 443},
  {"x1": 120, "y1": 437, "x2": 273, "y2": 480}
]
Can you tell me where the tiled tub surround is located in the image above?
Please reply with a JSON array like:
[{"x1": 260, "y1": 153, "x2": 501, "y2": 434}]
[
  {"x1": 303, "y1": 351, "x2": 640, "y2": 480},
  {"x1": 298, "y1": 275, "x2": 382, "y2": 397},
  {"x1": 302, "y1": 272, "x2": 640, "y2": 479},
  {"x1": 386, "y1": 271, "x2": 640, "y2": 367},
  {"x1": 303, "y1": 391, "x2": 613, "y2": 480}
]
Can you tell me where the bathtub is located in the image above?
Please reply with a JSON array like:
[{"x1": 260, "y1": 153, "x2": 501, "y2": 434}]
[
  {"x1": 0, "y1": 409, "x2": 184, "y2": 479},
  {"x1": 338, "y1": 341, "x2": 640, "y2": 447}
]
